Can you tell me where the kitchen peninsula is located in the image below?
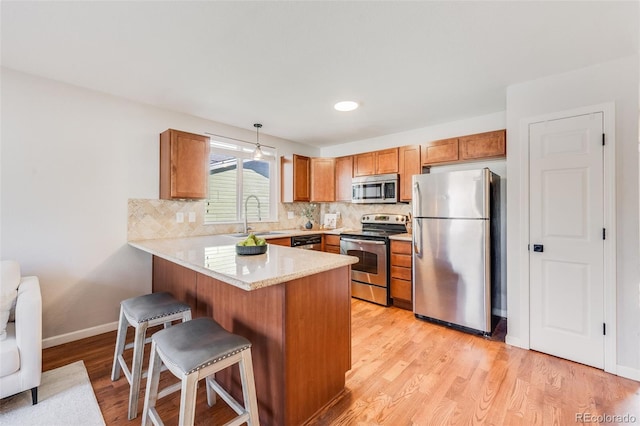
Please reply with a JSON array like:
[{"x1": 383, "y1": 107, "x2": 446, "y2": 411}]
[{"x1": 129, "y1": 234, "x2": 358, "y2": 426}]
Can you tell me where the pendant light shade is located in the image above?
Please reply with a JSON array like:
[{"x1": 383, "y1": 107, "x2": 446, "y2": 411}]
[{"x1": 253, "y1": 123, "x2": 264, "y2": 160}]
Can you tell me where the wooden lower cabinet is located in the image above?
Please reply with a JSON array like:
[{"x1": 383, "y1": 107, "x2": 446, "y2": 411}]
[
  {"x1": 390, "y1": 240, "x2": 412, "y2": 310},
  {"x1": 324, "y1": 234, "x2": 341, "y2": 254},
  {"x1": 268, "y1": 237, "x2": 291, "y2": 247},
  {"x1": 152, "y1": 256, "x2": 351, "y2": 426}
]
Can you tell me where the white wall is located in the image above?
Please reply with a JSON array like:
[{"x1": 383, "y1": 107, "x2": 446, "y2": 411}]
[
  {"x1": 0, "y1": 68, "x2": 318, "y2": 344},
  {"x1": 320, "y1": 111, "x2": 505, "y2": 157},
  {"x1": 506, "y1": 55, "x2": 640, "y2": 377}
]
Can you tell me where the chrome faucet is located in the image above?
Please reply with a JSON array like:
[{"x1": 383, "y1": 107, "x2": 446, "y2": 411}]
[{"x1": 244, "y1": 195, "x2": 261, "y2": 234}]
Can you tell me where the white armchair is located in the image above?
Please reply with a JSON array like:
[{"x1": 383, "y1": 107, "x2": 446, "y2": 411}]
[{"x1": 0, "y1": 260, "x2": 42, "y2": 404}]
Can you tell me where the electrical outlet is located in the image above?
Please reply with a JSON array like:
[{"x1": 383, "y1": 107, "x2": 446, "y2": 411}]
[
  {"x1": 176, "y1": 212, "x2": 184, "y2": 223},
  {"x1": 287, "y1": 211, "x2": 295, "y2": 219},
  {"x1": 188, "y1": 212, "x2": 196, "y2": 223}
]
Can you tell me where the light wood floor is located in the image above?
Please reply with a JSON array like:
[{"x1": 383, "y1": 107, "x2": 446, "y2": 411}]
[{"x1": 42, "y1": 299, "x2": 640, "y2": 425}]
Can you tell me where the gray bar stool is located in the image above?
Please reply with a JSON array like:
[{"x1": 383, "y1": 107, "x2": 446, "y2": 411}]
[
  {"x1": 141, "y1": 317, "x2": 260, "y2": 426},
  {"x1": 111, "y1": 292, "x2": 192, "y2": 420}
]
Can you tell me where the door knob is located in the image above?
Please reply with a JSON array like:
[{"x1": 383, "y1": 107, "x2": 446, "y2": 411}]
[{"x1": 533, "y1": 244, "x2": 544, "y2": 252}]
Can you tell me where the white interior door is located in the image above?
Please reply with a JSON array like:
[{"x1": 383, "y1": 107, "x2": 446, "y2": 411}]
[{"x1": 529, "y1": 113, "x2": 604, "y2": 369}]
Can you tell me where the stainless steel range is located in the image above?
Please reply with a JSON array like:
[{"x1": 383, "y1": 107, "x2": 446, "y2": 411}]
[{"x1": 340, "y1": 214, "x2": 409, "y2": 306}]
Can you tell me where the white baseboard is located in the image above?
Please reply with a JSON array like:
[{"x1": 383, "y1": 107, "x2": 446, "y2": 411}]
[
  {"x1": 505, "y1": 334, "x2": 529, "y2": 349},
  {"x1": 616, "y1": 365, "x2": 640, "y2": 382},
  {"x1": 42, "y1": 321, "x2": 119, "y2": 349}
]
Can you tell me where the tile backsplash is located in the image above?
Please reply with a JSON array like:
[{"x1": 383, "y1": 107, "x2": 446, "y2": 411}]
[{"x1": 128, "y1": 199, "x2": 412, "y2": 241}]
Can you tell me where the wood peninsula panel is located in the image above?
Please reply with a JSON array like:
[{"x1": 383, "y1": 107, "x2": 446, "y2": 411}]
[
  {"x1": 421, "y1": 137, "x2": 459, "y2": 165},
  {"x1": 152, "y1": 256, "x2": 197, "y2": 310},
  {"x1": 152, "y1": 256, "x2": 352, "y2": 426},
  {"x1": 334, "y1": 155, "x2": 353, "y2": 202},
  {"x1": 311, "y1": 157, "x2": 336, "y2": 202},
  {"x1": 159, "y1": 129, "x2": 210, "y2": 200},
  {"x1": 459, "y1": 129, "x2": 506, "y2": 160},
  {"x1": 196, "y1": 273, "x2": 286, "y2": 426},
  {"x1": 284, "y1": 266, "x2": 351, "y2": 426},
  {"x1": 399, "y1": 145, "x2": 421, "y2": 201}
]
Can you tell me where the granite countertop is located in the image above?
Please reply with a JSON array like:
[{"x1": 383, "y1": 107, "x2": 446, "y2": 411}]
[
  {"x1": 129, "y1": 233, "x2": 358, "y2": 291},
  {"x1": 389, "y1": 232, "x2": 412, "y2": 242}
]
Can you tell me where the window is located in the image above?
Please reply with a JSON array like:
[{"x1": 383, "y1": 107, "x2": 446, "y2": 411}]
[{"x1": 205, "y1": 137, "x2": 277, "y2": 224}]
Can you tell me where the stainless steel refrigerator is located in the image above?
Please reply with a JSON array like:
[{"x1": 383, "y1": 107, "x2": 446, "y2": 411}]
[{"x1": 412, "y1": 168, "x2": 500, "y2": 335}]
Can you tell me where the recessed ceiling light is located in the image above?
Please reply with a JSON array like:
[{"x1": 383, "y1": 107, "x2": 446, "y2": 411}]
[{"x1": 334, "y1": 101, "x2": 359, "y2": 112}]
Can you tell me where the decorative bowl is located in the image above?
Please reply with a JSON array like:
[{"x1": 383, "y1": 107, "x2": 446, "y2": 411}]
[{"x1": 236, "y1": 244, "x2": 268, "y2": 256}]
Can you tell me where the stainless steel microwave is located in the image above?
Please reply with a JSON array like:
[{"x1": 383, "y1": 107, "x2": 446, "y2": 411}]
[{"x1": 351, "y1": 173, "x2": 398, "y2": 204}]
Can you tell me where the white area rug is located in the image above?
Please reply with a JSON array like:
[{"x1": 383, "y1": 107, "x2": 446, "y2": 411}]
[{"x1": 0, "y1": 360, "x2": 105, "y2": 425}]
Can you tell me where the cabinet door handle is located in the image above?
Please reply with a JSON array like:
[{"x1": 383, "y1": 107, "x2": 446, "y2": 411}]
[{"x1": 532, "y1": 244, "x2": 544, "y2": 253}]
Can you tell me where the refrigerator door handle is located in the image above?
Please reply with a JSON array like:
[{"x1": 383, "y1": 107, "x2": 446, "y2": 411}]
[
  {"x1": 414, "y1": 218, "x2": 422, "y2": 258},
  {"x1": 413, "y1": 182, "x2": 421, "y2": 217},
  {"x1": 412, "y1": 181, "x2": 422, "y2": 258}
]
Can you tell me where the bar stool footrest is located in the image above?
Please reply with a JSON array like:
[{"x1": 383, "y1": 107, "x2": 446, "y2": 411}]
[{"x1": 206, "y1": 376, "x2": 246, "y2": 416}]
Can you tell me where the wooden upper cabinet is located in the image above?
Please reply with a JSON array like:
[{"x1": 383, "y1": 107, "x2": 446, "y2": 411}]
[
  {"x1": 459, "y1": 130, "x2": 506, "y2": 160},
  {"x1": 421, "y1": 138, "x2": 459, "y2": 165},
  {"x1": 310, "y1": 157, "x2": 335, "y2": 202},
  {"x1": 353, "y1": 152, "x2": 376, "y2": 177},
  {"x1": 399, "y1": 145, "x2": 421, "y2": 202},
  {"x1": 354, "y1": 148, "x2": 399, "y2": 177},
  {"x1": 376, "y1": 148, "x2": 399, "y2": 174},
  {"x1": 281, "y1": 154, "x2": 310, "y2": 202},
  {"x1": 334, "y1": 155, "x2": 353, "y2": 202},
  {"x1": 160, "y1": 129, "x2": 210, "y2": 200}
]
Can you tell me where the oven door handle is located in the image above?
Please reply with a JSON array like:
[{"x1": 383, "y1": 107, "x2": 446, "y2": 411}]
[{"x1": 340, "y1": 238, "x2": 386, "y2": 245}]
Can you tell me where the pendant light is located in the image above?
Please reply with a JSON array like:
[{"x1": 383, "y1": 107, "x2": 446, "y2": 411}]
[{"x1": 253, "y1": 123, "x2": 264, "y2": 160}]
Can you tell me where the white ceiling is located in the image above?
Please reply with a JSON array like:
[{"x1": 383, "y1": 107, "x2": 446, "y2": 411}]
[{"x1": 2, "y1": 1, "x2": 637, "y2": 147}]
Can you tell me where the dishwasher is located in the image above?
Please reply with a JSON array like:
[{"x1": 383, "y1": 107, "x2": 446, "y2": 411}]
[{"x1": 291, "y1": 234, "x2": 323, "y2": 251}]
